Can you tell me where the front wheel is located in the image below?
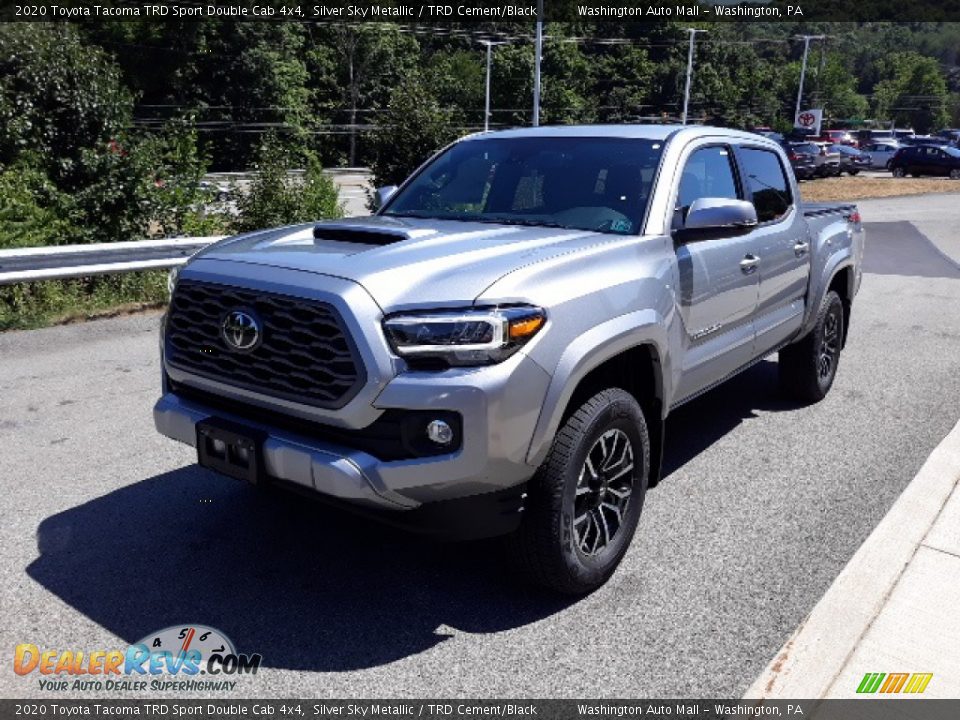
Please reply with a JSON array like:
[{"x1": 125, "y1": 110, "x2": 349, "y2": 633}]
[
  {"x1": 950, "y1": 169, "x2": 960, "y2": 180},
  {"x1": 779, "y1": 291, "x2": 845, "y2": 403},
  {"x1": 892, "y1": 166, "x2": 905, "y2": 177},
  {"x1": 505, "y1": 388, "x2": 649, "y2": 594}
]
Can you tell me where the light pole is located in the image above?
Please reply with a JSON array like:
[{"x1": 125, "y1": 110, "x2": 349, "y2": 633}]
[
  {"x1": 481, "y1": 40, "x2": 506, "y2": 132},
  {"x1": 532, "y1": 0, "x2": 543, "y2": 126},
  {"x1": 794, "y1": 34, "x2": 825, "y2": 122},
  {"x1": 681, "y1": 28, "x2": 706, "y2": 125}
]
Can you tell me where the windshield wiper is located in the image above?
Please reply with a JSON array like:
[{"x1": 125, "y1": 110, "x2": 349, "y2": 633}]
[{"x1": 481, "y1": 216, "x2": 573, "y2": 229}]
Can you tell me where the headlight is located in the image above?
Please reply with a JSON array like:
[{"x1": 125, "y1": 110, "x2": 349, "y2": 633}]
[
  {"x1": 167, "y1": 265, "x2": 181, "y2": 297},
  {"x1": 383, "y1": 306, "x2": 546, "y2": 367}
]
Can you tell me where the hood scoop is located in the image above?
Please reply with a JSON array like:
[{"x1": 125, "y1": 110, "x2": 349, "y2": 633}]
[{"x1": 313, "y1": 223, "x2": 427, "y2": 246}]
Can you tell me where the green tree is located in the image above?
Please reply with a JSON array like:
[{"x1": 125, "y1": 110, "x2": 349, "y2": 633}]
[
  {"x1": 873, "y1": 52, "x2": 949, "y2": 132},
  {"x1": 369, "y1": 78, "x2": 457, "y2": 189},
  {"x1": 234, "y1": 134, "x2": 342, "y2": 233},
  {"x1": 317, "y1": 24, "x2": 421, "y2": 167},
  {"x1": 0, "y1": 23, "x2": 154, "y2": 243}
]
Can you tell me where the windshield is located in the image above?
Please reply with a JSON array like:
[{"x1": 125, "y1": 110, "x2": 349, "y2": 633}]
[{"x1": 381, "y1": 136, "x2": 664, "y2": 235}]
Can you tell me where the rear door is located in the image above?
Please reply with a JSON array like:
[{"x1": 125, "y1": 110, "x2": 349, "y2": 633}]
[
  {"x1": 734, "y1": 144, "x2": 810, "y2": 356},
  {"x1": 672, "y1": 144, "x2": 760, "y2": 402}
]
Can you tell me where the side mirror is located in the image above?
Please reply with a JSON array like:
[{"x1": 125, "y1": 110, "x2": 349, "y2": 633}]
[
  {"x1": 674, "y1": 198, "x2": 758, "y2": 242},
  {"x1": 375, "y1": 185, "x2": 398, "y2": 210}
]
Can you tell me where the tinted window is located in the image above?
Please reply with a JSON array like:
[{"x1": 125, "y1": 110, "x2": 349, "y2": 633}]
[
  {"x1": 739, "y1": 147, "x2": 792, "y2": 223},
  {"x1": 383, "y1": 136, "x2": 663, "y2": 235},
  {"x1": 676, "y1": 146, "x2": 739, "y2": 223}
]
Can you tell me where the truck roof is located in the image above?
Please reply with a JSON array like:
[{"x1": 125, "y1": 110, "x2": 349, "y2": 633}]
[{"x1": 461, "y1": 124, "x2": 766, "y2": 144}]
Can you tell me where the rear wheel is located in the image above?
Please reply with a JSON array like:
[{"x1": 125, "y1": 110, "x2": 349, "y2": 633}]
[
  {"x1": 779, "y1": 291, "x2": 845, "y2": 403},
  {"x1": 505, "y1": 388, "x2": 649, "y2": 594}
]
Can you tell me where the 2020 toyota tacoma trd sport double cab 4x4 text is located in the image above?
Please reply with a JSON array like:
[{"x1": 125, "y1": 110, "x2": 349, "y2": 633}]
[{"x1": 155, "y1": 125, "x2": 864, "y2": 593}]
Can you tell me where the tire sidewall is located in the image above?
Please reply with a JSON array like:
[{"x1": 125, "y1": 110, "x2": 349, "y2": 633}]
[
  {"x1": 815, "y1": 292, "x2": 845, "y2": 395},
  {"x1": 558, "y1": 393, "x2": 648, "y2": 586}
]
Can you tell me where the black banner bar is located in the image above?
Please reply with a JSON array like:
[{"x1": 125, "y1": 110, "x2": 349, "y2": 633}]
[
  {"x1": 4, "y1": 0, "x2": 960, "y2": 23},
  {"x1": 3, "y1": 700, "x2": 960, "y2": 720}
]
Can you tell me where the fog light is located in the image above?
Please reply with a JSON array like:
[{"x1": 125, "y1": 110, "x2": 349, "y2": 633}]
[{"x1": 426, "y1": 419, "x2": 454, "y2": 445}]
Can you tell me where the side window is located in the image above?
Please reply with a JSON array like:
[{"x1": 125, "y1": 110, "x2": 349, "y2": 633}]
[
  {"x1": 675, "y1": 146, "x2": 739, "y2": 226},
  {"x1": 739, "y1": 147, "x2": 793, "y2": 224}
]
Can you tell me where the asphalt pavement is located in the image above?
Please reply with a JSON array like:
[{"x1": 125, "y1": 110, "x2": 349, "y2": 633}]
[{"x1": 1, "y1": 195, "x2": 959, "y2": 699}]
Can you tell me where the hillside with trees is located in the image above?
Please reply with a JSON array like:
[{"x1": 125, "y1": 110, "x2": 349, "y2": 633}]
[{"x1": 1, "y1": 19, "x2": 958, "y2": 327}]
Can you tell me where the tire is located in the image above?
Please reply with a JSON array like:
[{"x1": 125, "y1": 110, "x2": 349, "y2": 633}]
[
  {"x1": 950, "y1": 169, "x2": 960, "y2": 180},
  {"x1": 848, "y1": 170, "x2": 860, "y2": 176},
  {"x1": 885, "y1": 160, "x2": 892, "y2": 170},
  {"x1": 892, "y1": 167, "x2": 905, "y2": 178},
  {"x1": 779, "y1": 290, "x2": 845, "y2": 403},
  {"x1": 505, "y1": 388, "x2": 649, "y2": 594}
]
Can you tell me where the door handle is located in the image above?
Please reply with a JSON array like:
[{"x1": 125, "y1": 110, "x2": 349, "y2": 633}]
[
  {"x1": 740, "y1": 254, "x2": 760, "y2": 274},
  {"x1": 794, "y1": 241, "x2": 810, "y2": 257}
]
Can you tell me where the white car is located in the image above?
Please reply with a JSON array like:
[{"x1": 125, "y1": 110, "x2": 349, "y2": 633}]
[{"x1": 862, "y1": 142, "x2": 900, "y2": 169}]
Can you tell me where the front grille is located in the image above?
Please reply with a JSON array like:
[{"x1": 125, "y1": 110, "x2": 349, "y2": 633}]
[{"x1": 165, "y1": 280, "x2": 364, "y2": 408}]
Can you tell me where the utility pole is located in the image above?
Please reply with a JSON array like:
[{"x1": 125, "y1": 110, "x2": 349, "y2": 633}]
[
  {"x1": 681, "y1": 28, "x2": 706, "y2": 125},
  {"x1": 532, "y1": 0, "x2": 543, "y2": 126},
  {"x1": 481, "y1": 40, "x2": 507, "y2": 132},
  {"x1": 794, "y1": 34, "x2": 826, "y2": 122}
]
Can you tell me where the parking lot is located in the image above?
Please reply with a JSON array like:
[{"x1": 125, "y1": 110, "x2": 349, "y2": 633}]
[{"x1": 1, "y1": 193, "x2": 958, "y2": 699}]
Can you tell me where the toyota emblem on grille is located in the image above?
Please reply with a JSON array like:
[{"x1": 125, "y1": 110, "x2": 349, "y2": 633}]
[{"x1": 221, "y1": 310, "x2": 261, "y2": 352}]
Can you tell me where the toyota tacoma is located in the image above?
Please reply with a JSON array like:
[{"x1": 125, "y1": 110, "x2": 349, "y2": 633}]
[{"x1": 155, "y1": 125, "x2": 864, "y2": 593}]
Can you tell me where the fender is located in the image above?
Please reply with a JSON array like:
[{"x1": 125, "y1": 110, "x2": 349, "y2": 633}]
[
  {"x1": 524, "y1": 308, "x2": 670, "y2": 467},
  {"x1": 801, "y1": 253, "x2": 854, "y2": 337}
]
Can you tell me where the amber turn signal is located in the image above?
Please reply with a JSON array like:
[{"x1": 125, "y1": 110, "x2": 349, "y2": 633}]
[{"x1": 508, "y1": 315, "x2": 546, "y2": 340}]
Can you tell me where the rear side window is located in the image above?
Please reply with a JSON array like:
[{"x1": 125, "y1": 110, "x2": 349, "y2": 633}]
[{"x1": 739, "y1": 148, "x2": 792, "y2": 223}]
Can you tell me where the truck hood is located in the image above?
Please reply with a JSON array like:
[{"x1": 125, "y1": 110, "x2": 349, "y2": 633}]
[{"x1": 194, "y1": 216, "x2": 607, "y2": 310}]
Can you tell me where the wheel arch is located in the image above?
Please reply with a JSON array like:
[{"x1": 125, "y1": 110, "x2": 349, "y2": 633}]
[
  {"x1": 526, "y1": 322, "x2": 668, "y2": 488},
  {"x1": 827, "y1": 265, "x2": 855, "y2": 347}
]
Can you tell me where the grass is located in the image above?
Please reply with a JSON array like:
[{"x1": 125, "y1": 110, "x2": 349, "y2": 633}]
[
  {"x1": 0, "y1": 271, "x2": 168, "y2": 332},
  {"x1": 800, "y1": 174, "x2": 960, "y2": 202}
]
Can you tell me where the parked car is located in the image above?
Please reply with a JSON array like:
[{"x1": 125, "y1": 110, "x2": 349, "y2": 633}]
[
  {"x1": 899, "y1": 135, "x2": 940, "y2": 147},
  {"x1": 781, "y1": 141, "x2": 817, "y2": 180},
  {"x1": 155, "y1": 125, "x2": 864, "y2": 593},
  {"x1": 830, "y1": 144, "x2": 871, "y2": 175},
  {"x1": 893, "y1": 128, "x2": 916, "y2": 140},
  {"x1": 936, "y1": 129, "x2": 960, "y2": 145},
  {"x1": 890, "y1": 144, "x2": 960, "y2": 178},
  {"x1": 811, "y1": 142, "x2": 843, "y2": 177},
  {"x1": 820, "y1": 129, "x2": 859, "y2": 148},
  {"x1": 197, "y1": 180, "x2": 232, "y2": 202},
  {"x1": 861, "y1": 141, "x2": 900, "y2": 169},
  {"x1": 857, "y1": 129, "x2": 896, "y2": 146}
]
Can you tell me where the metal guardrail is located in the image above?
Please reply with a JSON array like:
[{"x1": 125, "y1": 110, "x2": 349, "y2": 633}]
[{"x1": 0, "y1": 237, "x2": 224, "y2": 285}]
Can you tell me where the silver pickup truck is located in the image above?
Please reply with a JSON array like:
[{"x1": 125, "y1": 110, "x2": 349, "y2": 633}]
[{"x1": 155, "y1": 125, "x2": 864, "y2": 593}]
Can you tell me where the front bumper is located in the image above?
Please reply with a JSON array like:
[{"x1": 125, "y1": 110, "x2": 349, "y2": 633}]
[{"x1": 154, "y1": 349, "x2": 552, "y2": 532}]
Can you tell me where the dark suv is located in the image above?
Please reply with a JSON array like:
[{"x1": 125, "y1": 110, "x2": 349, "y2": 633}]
[
  {"x1": 780, "y1": 141, "x2": 817, "y2": 180},
  {"x1": 890, "y1": 145, "x2": 960, "y2": 178}
]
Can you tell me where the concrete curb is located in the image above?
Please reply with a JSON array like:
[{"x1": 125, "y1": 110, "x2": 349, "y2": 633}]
[{"x1": 744, "y1": 417, "x2": 960, "y2": 699}]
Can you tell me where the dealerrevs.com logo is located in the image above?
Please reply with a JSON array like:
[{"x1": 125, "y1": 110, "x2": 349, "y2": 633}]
[{"x1": 13, "y1": 625, "x2": 262, "y2": 692}]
